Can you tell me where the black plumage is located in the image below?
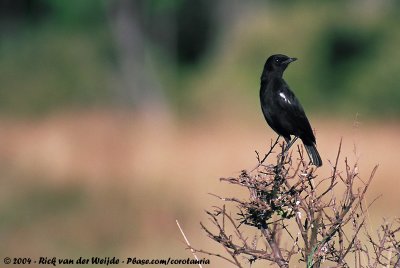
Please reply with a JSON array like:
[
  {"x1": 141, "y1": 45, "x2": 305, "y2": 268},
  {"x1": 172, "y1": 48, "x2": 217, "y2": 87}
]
[{"x1": 259, "y1": 54, "x2": 322, "y2": 167}]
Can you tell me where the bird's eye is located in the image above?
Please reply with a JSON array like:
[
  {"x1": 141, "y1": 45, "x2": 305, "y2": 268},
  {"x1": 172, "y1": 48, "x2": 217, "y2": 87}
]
[{"x1": 275, "y1": 59, "x2": 280, "y2": 63}]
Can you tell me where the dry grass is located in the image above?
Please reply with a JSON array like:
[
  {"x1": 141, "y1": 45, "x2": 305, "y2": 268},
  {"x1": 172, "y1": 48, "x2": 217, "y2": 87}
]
[{"x1": 0, "y1": 109, "x2": 398, "y2": 267}]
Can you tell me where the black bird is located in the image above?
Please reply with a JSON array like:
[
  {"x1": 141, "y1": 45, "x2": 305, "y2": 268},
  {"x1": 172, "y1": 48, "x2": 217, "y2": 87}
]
[{"x1": 259, "y1": 54, "x2": 322, "y2": 167}]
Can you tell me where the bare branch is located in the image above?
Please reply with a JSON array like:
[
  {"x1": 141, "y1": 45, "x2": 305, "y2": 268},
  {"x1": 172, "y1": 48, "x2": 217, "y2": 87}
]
[{"x1": 196, "y1": 140, "x2": 398, "y2": 268}]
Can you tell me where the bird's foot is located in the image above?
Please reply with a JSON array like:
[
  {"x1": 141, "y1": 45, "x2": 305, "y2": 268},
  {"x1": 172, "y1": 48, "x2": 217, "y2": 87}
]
[{"x1": 277, "y1": 149, "x2": 289, "y2": 160}]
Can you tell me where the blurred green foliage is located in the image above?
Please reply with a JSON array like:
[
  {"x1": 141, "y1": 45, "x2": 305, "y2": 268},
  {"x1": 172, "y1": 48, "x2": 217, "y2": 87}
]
[
  {"x1": 0, "y1": 0, "x2": 399, "y2": 117},
  {"x1": 0, "y1": 0, "x2": 113, "y2": 116},
  {"x1": 184, "y1": 1, "x2": 400, "y2": 118}
]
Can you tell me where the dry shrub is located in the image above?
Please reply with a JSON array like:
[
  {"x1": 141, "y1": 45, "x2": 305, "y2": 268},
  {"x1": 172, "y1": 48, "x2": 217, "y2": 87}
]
[{"x1": 194, "y1": 139, "x2": 400, "y2": 268}]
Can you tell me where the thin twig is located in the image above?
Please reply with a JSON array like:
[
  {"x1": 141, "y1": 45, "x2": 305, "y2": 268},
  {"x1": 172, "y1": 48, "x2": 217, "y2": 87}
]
[{"x1": 176, "y1": 220, "x2": 203, "y2": 268}]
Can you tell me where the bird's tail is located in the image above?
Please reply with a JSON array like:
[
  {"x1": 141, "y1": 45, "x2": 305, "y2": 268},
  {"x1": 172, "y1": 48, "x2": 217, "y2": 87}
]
[{"x1": 304, "y1": 144, "x2": 322, "y2": 167}]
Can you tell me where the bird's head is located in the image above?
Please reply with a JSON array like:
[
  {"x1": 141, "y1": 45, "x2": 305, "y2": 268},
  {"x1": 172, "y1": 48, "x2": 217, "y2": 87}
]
[{"x1": 263, "y1": 54, "x2": 297, "y2": 75}]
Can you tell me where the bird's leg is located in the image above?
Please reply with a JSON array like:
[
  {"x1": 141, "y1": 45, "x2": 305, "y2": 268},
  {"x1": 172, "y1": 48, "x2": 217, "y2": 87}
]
[
  {"x1": 284, "y1": 136, "x2": 298, "y2": 152},
  {"x1": 278, "y1": 136, "x2": 298, "y2": 159}
]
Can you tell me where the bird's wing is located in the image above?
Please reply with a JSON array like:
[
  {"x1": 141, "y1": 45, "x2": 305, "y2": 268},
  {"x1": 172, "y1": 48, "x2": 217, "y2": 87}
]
[{"x1": 275, "y1": 84, "x2": 316, "y2": 144}]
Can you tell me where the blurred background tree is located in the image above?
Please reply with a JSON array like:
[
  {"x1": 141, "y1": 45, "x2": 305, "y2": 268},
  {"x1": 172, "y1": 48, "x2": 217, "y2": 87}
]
[{"x1": 0, "y1": 0, "x2": 399, "y2": 117}]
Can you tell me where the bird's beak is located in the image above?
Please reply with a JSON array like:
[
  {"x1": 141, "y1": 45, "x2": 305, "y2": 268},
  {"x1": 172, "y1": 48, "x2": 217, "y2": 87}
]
[{"x1": 283, "y1": 57, "x2": 297, "y2": 64}]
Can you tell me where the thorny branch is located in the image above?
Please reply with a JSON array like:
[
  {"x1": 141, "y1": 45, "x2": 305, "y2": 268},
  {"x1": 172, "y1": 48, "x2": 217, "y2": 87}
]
[{"x1": 191, "y1": 140, "x2": 400, "y2": 267}]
